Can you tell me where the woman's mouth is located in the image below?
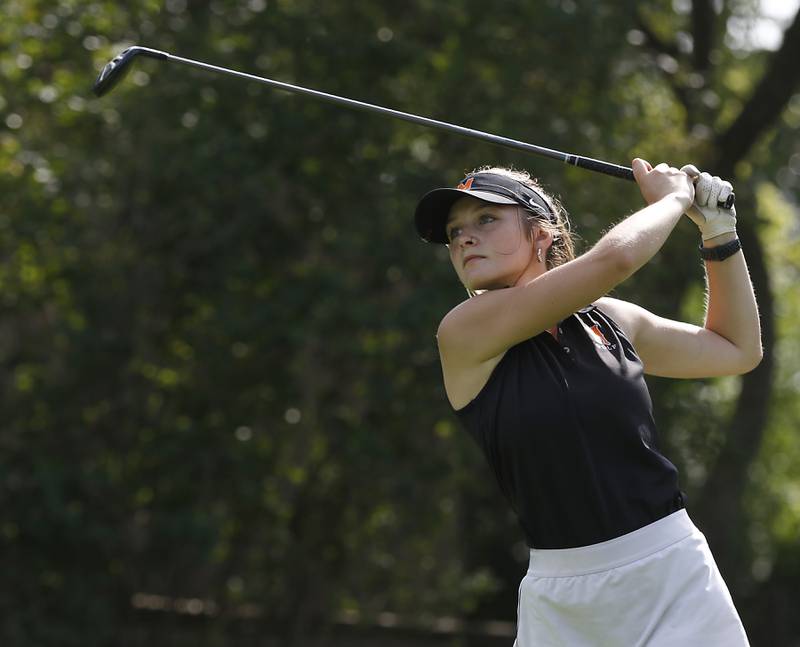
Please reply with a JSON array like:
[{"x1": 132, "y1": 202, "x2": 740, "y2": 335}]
[{"x1": 463, "y1": 255, "x2": 484, "y2": 267}]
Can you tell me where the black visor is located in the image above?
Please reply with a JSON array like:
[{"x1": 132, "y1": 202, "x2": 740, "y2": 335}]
[{"x1": 414, "y1": 172, "x2": 555, "y2": 244}]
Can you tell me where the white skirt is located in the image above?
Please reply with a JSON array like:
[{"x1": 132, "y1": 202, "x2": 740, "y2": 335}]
[{"x1": 514, "y1": 510, "x2": 750, "y2": 647}]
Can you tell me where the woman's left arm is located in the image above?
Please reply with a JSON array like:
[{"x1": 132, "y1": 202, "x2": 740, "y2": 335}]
[
  {"x1": 700, "y1": 230, "x2": 762, "y2": 371},
  {"x1": 597, "y1": 172, "x2": 762, "y2": 378}
]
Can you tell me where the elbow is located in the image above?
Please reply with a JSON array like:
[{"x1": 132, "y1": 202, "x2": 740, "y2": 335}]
[
  {"x1": 739, "y1": 346, "x2": 764, "y2": 374},
  {"x1": 590, "y1": 240, "x2": 636, "y2": 283},
  {"x1": 616, "y1": 248, "x2": 638, "y2": 279},
  {"x1": 599, "y1": 243, "x2": 637, "y2": 283}
]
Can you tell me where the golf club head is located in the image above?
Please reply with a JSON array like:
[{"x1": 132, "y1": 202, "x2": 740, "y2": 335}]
[{"x1": 92, "y1": 46, "x2": 168, "y2": 97}]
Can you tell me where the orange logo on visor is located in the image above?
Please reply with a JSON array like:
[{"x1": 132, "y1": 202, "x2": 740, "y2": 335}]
[{"x1": 457, "y1": 177, "x2": 475, "y2": 190}]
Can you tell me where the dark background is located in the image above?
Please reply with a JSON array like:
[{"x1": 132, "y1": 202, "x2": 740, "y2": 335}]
[{"x1": 2, "y1": 1, "x2": 800, "y2": 645}]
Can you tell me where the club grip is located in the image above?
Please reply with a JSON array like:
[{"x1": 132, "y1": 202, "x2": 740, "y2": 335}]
[
  {"x1": 570, "y1": 155, "x2": 735, "y2": 209},
  {"x1": 568, "y1": 155, "x2": 635, "y2": 181}
]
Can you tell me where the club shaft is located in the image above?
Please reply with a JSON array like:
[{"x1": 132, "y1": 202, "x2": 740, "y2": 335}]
[{"x1": 166, "y1": 53, "x2": 635, "y2": 182}]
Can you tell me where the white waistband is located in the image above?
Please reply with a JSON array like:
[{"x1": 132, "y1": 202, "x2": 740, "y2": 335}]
[{"x1": 527, "y1": 510, "x2": 696, "y2": 577}]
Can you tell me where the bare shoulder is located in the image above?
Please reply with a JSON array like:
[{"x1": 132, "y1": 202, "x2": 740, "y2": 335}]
[
  {"x1": 593, "y1": 296, "x2": 642, "y2": 343},
  {"x1": 437, "y1": 304, "x2": 507, "y2": 410}
]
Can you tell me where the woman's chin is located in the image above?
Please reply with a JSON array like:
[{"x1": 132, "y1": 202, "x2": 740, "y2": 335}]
[{"x1": 467, "y1": 277, "x2": 507, "y2": 292}]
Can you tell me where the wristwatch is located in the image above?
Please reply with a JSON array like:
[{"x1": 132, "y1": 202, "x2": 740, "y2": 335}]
[{"x1": 699, "y1": 238, "x2": 741, "y2": 262}]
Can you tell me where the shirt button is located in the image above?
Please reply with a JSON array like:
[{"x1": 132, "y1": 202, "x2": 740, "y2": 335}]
[{"x1": 563, "y1": 347, "x2": 570, "y2": 353}]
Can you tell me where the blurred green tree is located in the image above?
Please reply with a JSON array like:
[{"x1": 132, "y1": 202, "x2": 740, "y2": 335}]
[{"x1": 0, "y1": 1, "x2": 799, "y2": 645}]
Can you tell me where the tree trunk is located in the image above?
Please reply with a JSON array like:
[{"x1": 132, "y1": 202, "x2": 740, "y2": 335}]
[{"x1": 692, "y1": 203, "x2": 776, "y2": 588}]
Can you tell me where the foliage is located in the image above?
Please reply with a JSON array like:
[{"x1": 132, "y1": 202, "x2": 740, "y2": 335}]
[{"x1": 1, "y1": 1, "x2": 799, "y2": 645}]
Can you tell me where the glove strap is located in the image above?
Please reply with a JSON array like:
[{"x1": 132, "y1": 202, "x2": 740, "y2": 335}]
[{"x1": 699, "y1": 238, "x2": 742, "y2": 262}]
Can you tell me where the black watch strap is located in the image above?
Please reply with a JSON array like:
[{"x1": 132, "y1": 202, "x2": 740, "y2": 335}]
[{"x1": 699, "y1": 238, "x2": 742, "y2": 261}]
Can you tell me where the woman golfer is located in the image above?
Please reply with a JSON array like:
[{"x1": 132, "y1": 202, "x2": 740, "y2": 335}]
[{"x1": 414, "y1": 159, "x2": 759, "y2": 646}]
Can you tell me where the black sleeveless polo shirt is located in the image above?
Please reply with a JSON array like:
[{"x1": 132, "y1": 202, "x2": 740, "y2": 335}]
[{"x1": 454, "y1": 303, "x2": 685, "y2": 549}]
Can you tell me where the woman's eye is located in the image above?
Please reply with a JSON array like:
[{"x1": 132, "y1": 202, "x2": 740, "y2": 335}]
[
  {"x1": 479, "y1": 214, "x2": 496, "y2": 224},
  {"x1": 447, "y1": 227, "x2": 461, "y2": 240}
]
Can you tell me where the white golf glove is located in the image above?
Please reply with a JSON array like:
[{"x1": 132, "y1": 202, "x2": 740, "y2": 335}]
[{"x1": 680, "y1": 165, "x2": 737, "y2": 241}]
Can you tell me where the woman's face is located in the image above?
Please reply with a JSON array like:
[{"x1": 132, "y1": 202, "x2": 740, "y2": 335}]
[{"x1": 446, "y1": 196, "x2": 541, "y2": 291}]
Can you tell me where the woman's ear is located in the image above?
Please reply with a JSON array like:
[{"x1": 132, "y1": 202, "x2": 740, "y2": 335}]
[{"x1": 532, "y1": 226, "x2": 553, "y2": 248}]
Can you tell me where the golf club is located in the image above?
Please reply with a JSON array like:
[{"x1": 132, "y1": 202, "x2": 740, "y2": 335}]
[{"x1": 93, "y1": 46, "x2": 734, "y2": 209}]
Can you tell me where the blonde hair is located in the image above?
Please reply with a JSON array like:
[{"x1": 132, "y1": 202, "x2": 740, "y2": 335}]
[{"x1": 469, "y1": 165, "x2": 576, "y2": 270}]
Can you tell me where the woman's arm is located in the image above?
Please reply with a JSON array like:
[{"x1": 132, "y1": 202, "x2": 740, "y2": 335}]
[
  {"x1": 702, "y1": 232, "x2": 762, "y2": 370},
  {"x1": 437, "y1": 160, "x2": 695, "y2": 366},
  {"x1": 596, "y1": 178, "x2": 762, "y2": 378}
]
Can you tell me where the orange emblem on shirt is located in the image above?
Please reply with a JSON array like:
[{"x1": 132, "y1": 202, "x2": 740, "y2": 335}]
[{"x1": 590, "y1": 324, "x2": 611, "y2": 347}]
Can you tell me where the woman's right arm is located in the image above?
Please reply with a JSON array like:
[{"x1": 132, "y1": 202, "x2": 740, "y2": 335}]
[{"x1": 437, "y1": 159, "x2": 695, "y2": 365}]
